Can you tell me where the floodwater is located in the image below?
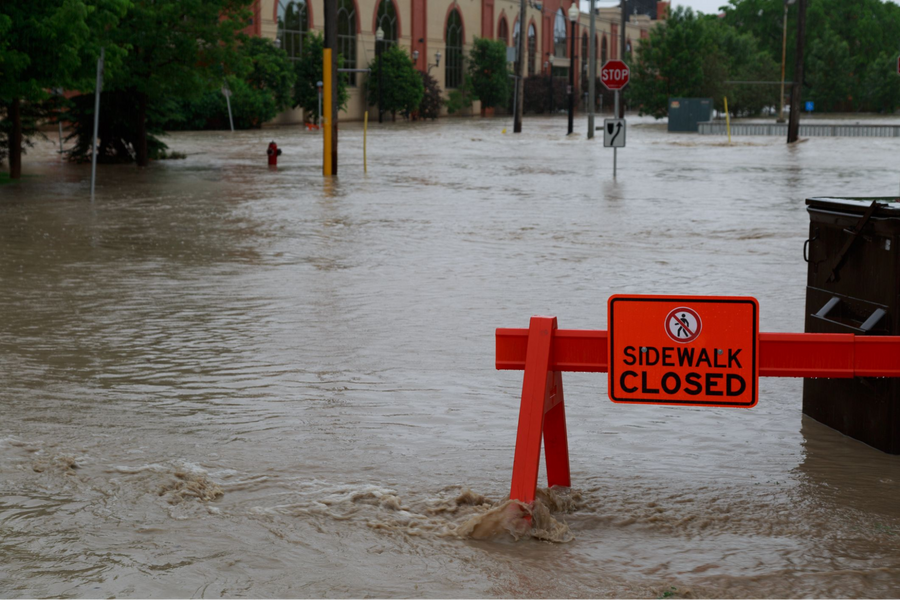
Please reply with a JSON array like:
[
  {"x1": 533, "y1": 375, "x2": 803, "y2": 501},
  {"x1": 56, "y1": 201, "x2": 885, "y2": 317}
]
[{"x1": 2, "y1": 115, "x2": 900, "y2": 598}]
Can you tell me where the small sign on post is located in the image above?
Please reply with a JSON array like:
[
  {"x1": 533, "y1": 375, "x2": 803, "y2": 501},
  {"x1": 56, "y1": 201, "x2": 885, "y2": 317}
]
[
  {"x1": 603, "y1": 118, "x2": 626, "y2": 147},
  {"x1": 607, "y1": 295, "x2": 759, "y2": 407},
  {"x1": 600, "y1": 60, "x2": 629, "y2": 177}
]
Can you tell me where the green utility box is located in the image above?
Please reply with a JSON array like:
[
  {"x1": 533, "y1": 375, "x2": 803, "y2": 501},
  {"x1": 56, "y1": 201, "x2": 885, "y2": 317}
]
[
  {"x1": 667, "y1": 98, "x2": 713, "y2": 133},
  {"x1": 804, "y1": 197, "x2": 900, "y2": 454}
]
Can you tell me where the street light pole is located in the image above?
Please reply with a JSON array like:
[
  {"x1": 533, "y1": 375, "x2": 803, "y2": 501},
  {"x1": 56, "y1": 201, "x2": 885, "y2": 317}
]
[
  {"x1": 588, "y1": 0, "x2": 597, "y2": 139},
  {"x1": 376, "y1": 27, "x2": 384, "y2": 124},
  {"x1": 567, "y1": 3, "x2": 578, "y2": 135},
  {"x1": 514, "y1": 0, "x2": 527, "y2": 133},
  {"x1": 619, "y1": 0, "x2": 626, "y2": 119}
]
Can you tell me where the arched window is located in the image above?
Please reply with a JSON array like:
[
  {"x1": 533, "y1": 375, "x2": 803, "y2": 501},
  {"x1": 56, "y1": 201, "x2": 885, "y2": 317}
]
[
  {"x1": 626, "y1": 38, "x2": 632, "y2": 56},
  {"x1": 601, "y1": 35, "x2": 608, "y2": 64},
  {"x1": 375, "y1": 0, "x2": 398, "y2": 54},
  {"x1": 554, "y1": 8, "x2": 567, "y2": 57},
  {"x1": 512, "y1": 19, "x2": 519, "y2": 53},
  {"x1": 278, "y1": 0, "x2": 309, "y2": 62},
  {"x1": 527, "y1": 23, "x2": 536, "y2": 76},
  {"x1": 445, "y1": 9, "x2": 464, "y2": 89},
  {"x1": 338, "y1": 0, "x2": 357, "y2": 85},
  {"x1": 498, "y1": 17, "x2": 509, "y2": 45}
]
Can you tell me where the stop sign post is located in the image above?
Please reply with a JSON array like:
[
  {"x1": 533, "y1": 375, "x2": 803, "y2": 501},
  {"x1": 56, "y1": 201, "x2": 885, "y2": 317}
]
[{"x1": 600, "y1": 60, "x2": 629, "y2": 178}]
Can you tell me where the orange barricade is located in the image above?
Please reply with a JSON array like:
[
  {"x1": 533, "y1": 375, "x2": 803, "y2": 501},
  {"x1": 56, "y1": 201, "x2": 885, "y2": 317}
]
[{"x1": 497, "y1": 316, "x2": 900, "y2": 504}]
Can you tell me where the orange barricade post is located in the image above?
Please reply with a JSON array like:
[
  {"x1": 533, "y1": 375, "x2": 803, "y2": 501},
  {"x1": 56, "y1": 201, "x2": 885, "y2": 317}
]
[
  {"x1": 509, "y1": 317, "x2": 571, "y2": 505},
  {"x1": 498, "y1": 310, "x2": 900, "y2": 505}
]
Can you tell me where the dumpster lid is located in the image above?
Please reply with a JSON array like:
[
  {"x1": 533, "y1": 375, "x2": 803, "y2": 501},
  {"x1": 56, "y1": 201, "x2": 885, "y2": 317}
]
[{"x1": 807, "y1": 197, "x2": 900, "y2": 216}]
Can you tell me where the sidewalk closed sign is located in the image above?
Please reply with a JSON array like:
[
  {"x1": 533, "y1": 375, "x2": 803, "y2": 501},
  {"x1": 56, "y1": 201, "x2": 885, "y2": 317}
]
[{"x1": 608, "y1": 295, "x2": 759, "y2": 407}]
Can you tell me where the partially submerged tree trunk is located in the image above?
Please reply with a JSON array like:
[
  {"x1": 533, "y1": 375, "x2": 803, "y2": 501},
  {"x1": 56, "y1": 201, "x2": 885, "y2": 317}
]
[
  {"x1": 9, "y1": 98, "x2": 22, "y2": 179},
  {"x1": 135, "y1": 92, "x2": 149, "y2": 167}
]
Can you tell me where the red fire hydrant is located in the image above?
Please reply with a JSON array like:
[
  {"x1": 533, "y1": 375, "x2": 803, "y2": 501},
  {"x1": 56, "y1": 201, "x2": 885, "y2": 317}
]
[{"x1": 267, "y1": 141, "x2": 282, "y2": 167}]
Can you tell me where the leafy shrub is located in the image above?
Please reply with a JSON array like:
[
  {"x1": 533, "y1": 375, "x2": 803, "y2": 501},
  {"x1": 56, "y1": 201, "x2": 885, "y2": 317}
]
[
  {"x1": 417, "y1": 71, "x2": 442, "y2": 120},
  {"x1": 164, "y1": 37, "x2": 295, "y2": 130},
  {"x1": 366, "y1": 46, "x2": 424, "y2": 120},
  {"x1": 467, "y1": 38, "x2": 511, "y2": 110}
]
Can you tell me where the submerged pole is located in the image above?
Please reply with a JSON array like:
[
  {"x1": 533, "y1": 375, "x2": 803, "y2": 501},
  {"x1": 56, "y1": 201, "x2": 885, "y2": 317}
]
[{"x1": 90, "y1": 47, "x2": 105, "y2": 201}]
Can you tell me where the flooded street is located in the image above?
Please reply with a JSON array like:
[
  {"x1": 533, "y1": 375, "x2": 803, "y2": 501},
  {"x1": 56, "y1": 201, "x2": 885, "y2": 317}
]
[{"x1": 2, "y1": 116, "x2": 900, "y2": 598}]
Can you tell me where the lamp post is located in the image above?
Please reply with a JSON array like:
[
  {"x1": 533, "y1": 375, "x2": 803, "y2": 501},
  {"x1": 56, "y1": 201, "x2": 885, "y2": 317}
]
[
  {"x1": 376, "y1": 26, "x2": 384, "y2": 123},
  {"x1": 778, "y1": 0, "x2": 796, "y2": 123},
  {"x1": 567, "y1": 2, "x2": 578, "y2": 135},
  {"x1": 588, "y1": 0, "x2": 597, "y2": 139},
  {"x1": 427, "y1": 51, "x2": 442, "y2": 73}
]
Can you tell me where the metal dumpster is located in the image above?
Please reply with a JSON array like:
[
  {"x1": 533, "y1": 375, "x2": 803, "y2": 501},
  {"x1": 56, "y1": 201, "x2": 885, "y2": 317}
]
[
  {"x1": 803, "y1": 197, "x2": 900, "y2": 454},
  {"x1": 667, "y1": 98, "x2": 713, "y2": 133}
]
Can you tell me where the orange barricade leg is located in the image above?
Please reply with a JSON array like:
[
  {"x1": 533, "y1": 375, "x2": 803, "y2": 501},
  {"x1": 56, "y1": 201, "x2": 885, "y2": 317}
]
[
  {"x1": 543, "y1": 370, "x2": 571, "y2": 489},
  {"x1": 509, "y1": 316, "x2": 571, "y2": 505}
]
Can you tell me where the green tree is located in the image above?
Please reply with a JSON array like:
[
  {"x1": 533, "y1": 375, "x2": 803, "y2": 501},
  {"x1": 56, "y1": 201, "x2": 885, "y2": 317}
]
[
  {"x1": 366, "y1": 46, "x2": 424, "y2": 120},
  {"x1": 467, "y1": 37, "x2": 510, "y2": 111},
  {"x1": 293, "y1": 33, "x2": 349, "y2": 124},
  {"x1": 722, "y1": 0, "x2": 900, "y2": 113},
  {"x1": 805, "y1": 26, "x2": 854, "y2": 111},
  {"x1": 94, "y1": 0, "x2": 253, "y2": 166},
  {"x1": 0, "y1": 0, "x2": 128, "y2": 178},
  {"x1": 417, "y1": 71, "x2": 443, "y2": 120},
  {"x1": 862, "y1": 51, "x2": 900, "y2": 114},
  {"x1": 626, "y1": 7, "x2": 711, "y2": 118},
  {"x1": 163, "y1": 37, "x2": 295, "y2": 130},
  {"x1": 628, "y1": 6, "x2": 779, "y2": 118},
  {"x1": 244, "y1": 36, "x2": 296, "y2": 112}
]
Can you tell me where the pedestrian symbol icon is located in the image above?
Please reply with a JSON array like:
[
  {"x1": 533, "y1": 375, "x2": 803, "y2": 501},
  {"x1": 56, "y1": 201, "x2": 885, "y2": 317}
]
[{"x1": 664, "y1": 307, "x2": 701, "y2": 343}]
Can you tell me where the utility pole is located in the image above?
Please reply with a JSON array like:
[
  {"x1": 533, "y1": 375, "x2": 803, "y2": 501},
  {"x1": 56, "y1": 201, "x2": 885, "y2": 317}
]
[
  {"x1": 588, "y1": 0, "x2": 597, "y2": 138},
  {"x1": 323, "y1": 0, "x2": 338, "y2": 173},
  {"x1": 567, "y1": 3, "x2": 577, "y2": 135},
  {"x1": 514, "y1": 0, "x2": 527, "y2": 133},
  {"x1": 787, "y1": 0, "x2": 806, "y2": 143},
  {"x1": 619, "y1": 0, "x2": 627, "y2": 118}
]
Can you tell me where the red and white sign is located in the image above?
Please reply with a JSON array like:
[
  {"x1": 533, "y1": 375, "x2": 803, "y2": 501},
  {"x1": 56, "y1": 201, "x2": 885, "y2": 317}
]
[
  {"x1": 601, "y1": 60, "x2": 630, "y2": 90},
  {"x1": 608, "y1": 295, "x2": 759, "y2": 408}
]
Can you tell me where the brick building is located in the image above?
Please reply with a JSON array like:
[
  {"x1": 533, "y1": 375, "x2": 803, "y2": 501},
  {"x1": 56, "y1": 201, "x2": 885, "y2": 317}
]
[{"x1": 245, "y1": 1, "x2": 667, "y2": 122}]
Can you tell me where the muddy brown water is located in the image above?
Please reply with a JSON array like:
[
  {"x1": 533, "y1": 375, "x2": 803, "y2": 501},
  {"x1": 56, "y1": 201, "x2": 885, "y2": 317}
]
[{"x1": 2, "y1": 116, "x2": 900, "y2": 598}]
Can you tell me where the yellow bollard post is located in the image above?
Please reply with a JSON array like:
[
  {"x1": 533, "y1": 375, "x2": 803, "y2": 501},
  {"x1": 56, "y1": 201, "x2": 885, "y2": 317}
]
[
  {"x1": 323, "y1": 48, "x2": 333, "y2": 176},
  {"x1": 363, "y1": 111, "x2": 368, "y2": 173},
  {"x1": 724, "y1": 96, "x2": 731, "y2": 145}
]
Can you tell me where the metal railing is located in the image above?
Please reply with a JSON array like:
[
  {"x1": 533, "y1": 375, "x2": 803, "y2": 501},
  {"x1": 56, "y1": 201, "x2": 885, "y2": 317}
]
[{"x1": 698, "y1": 121, "x2": 900, "y2": 138}]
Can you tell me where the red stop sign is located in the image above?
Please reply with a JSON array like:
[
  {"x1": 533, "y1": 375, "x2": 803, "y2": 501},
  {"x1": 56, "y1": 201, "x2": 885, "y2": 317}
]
[{"x1": 601, "y1": 60, "x2": 630, "y2": 90}]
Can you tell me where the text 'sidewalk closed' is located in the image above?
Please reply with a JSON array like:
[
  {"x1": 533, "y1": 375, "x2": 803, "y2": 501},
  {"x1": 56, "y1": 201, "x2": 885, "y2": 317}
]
[{"x1": 608, "y1": 296, "x2": 759, "y2": 407}]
